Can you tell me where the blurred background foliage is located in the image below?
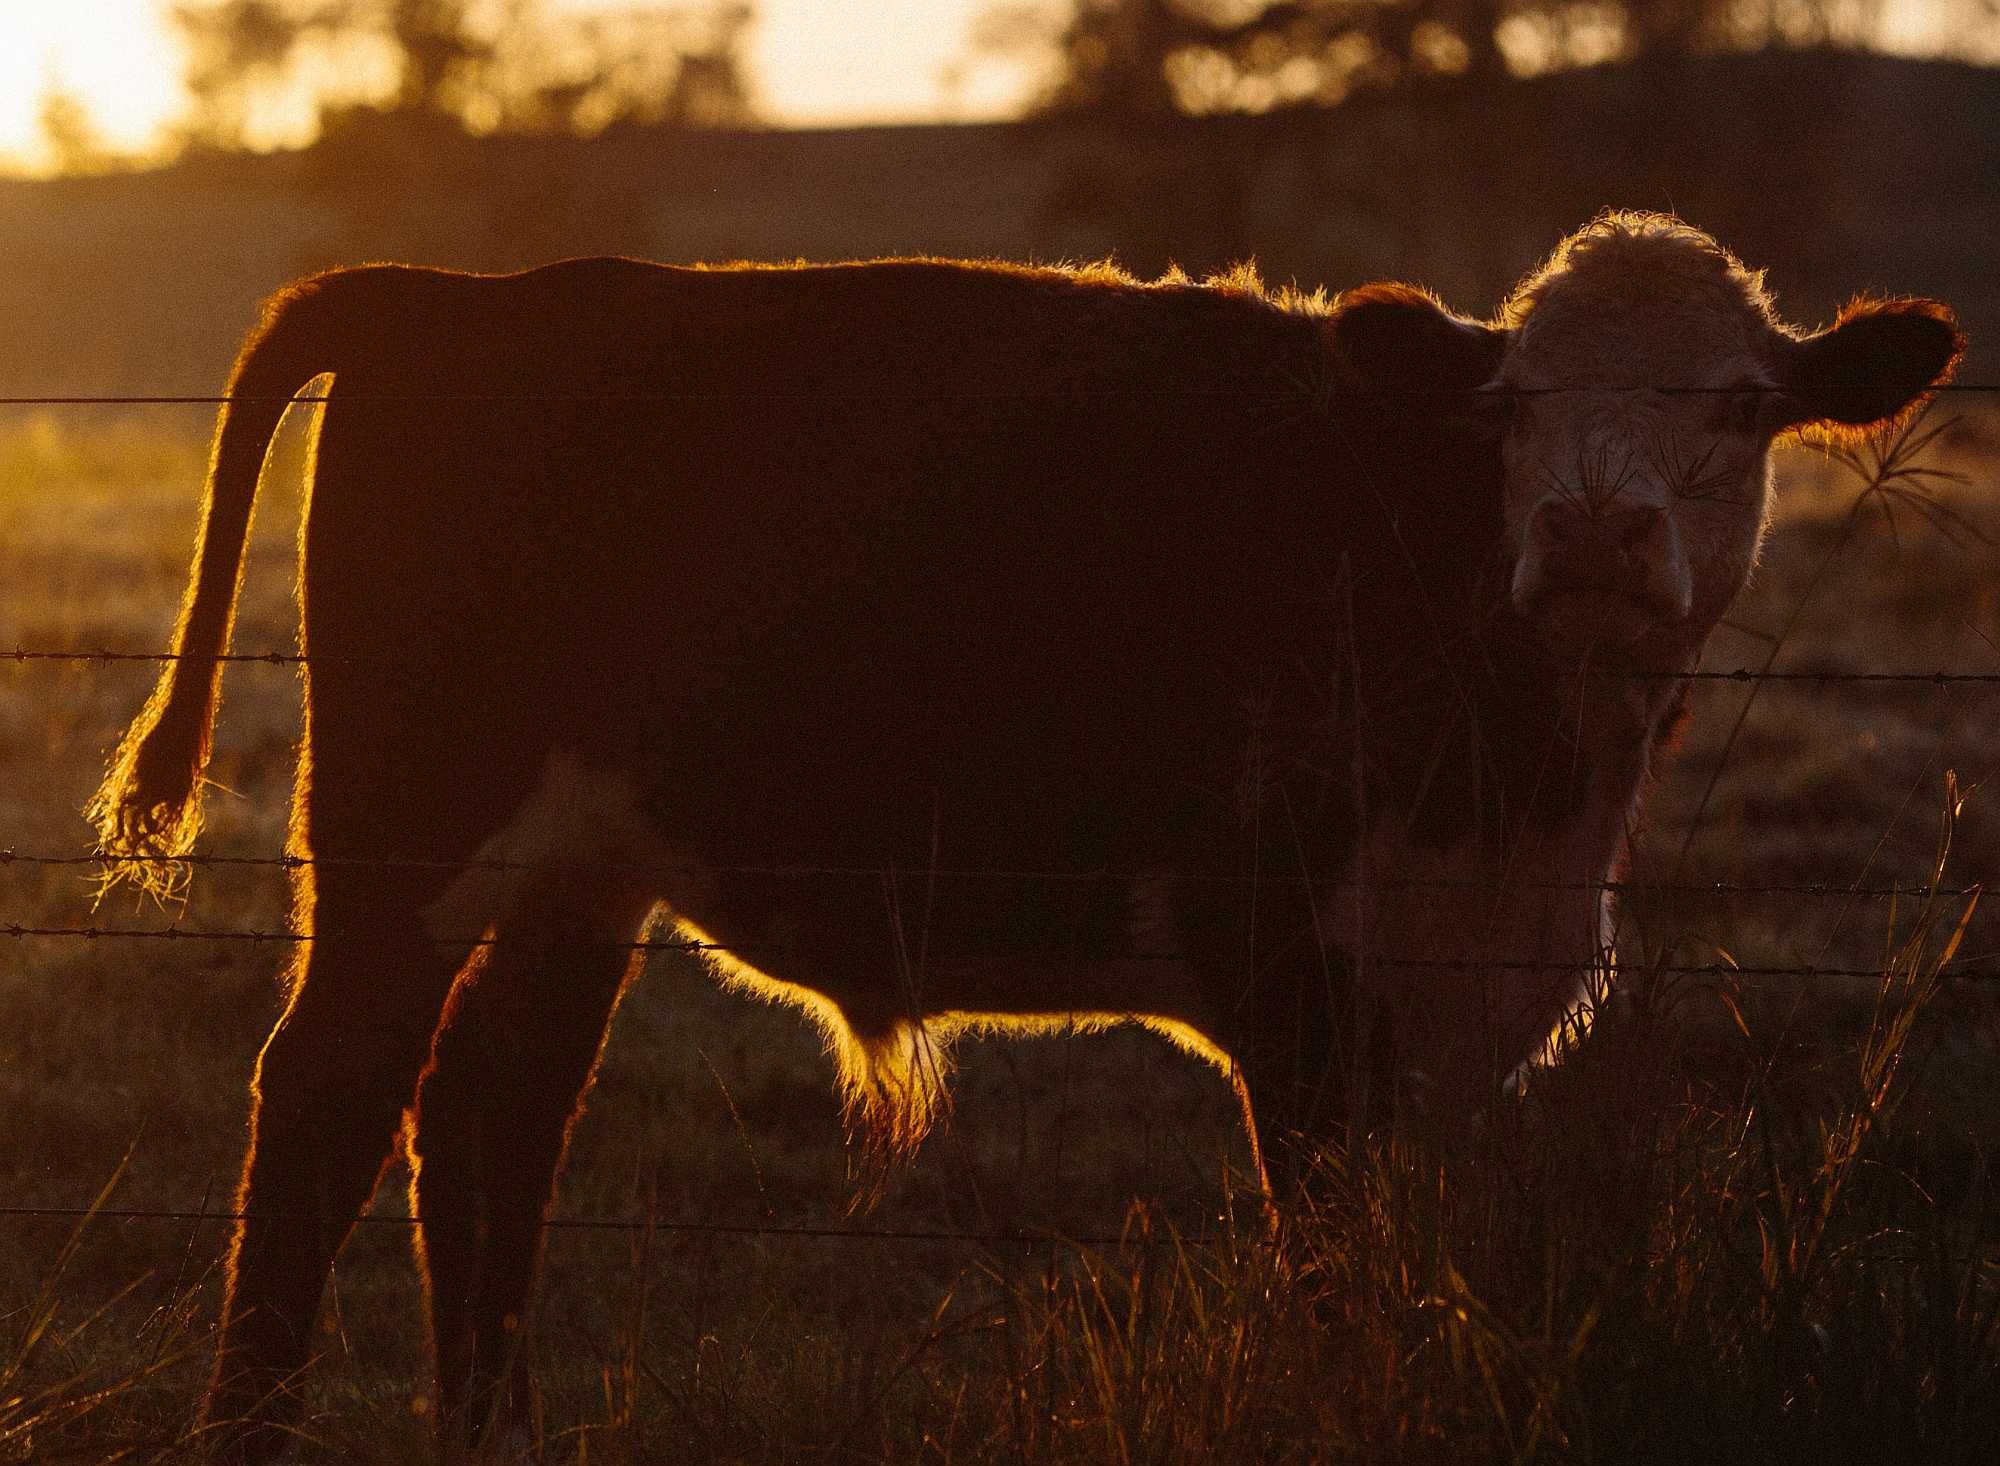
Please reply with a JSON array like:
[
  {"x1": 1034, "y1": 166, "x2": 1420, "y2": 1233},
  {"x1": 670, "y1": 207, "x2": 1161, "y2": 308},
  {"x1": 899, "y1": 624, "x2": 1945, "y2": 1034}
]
[
  {"x1": 149, "y1": 0, "x2": 2000, "y2": 143},
  {"x1": 170, "y1": 0, "x2": 759, "y2": 148},
  {"x1": 989, "y1": 0, "x2": 1938, "y2": 116}
]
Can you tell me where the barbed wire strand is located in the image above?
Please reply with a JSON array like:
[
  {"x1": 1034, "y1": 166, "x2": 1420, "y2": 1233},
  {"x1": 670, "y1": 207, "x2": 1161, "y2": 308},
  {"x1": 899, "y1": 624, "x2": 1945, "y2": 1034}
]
[
  {"x1": 6, "y1": 647, "x2": 2000, "y2": 686},
  {"x1": 0, "y1": 1202, "x2": 1194, "y2": 1249},
  {"x1": 0, "y1": 844, "x2": 1984, "y2": 904},
  {"x1": 2, "y1": 918, "x2": 1987, "y2": 980},
  {"x1": 5, "y1": 383, "x2": 2000, "y2": 407}
]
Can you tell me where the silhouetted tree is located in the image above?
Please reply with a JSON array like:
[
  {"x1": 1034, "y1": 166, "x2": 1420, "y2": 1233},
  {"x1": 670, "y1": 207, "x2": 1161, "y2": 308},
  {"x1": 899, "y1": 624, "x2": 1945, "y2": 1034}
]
[
  {"x1": 983, "y1": 0, "x2": 1899, "y2": 118},
  {"x1": 173, "y1": 1, "x2": 349, "y2": 147},
  {"x1": 388, "y1": 0, "x2": 492, "y2": 113},
  {"x1": 489, "y1": 3, "x2": 758, "y2": 133},
  {"x1": 172, "y1": 0, "x2": 757, "y2": 150},
  {"x1": 36, "y1": 80, "x2": 112, "y2": 174}
]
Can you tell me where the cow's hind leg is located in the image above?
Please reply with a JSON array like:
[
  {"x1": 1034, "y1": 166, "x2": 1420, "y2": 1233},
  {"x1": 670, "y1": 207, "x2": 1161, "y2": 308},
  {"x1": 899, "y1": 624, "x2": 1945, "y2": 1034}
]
[
  {"x1": 409, "y1": 882, "x2": 654, "y2": 1451},
  {"x1": 206, "y1": 876, "x2": 474, "y2": 1460}
]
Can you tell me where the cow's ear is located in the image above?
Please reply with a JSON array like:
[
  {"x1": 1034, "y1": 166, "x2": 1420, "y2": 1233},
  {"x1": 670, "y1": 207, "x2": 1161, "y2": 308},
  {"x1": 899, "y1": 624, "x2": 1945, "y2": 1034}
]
[
  {"x1": 1329, "y1": 283, "x2": 1509, "y2": 415},
  {"x1": 1774, "y1": 297, "x2": 1962, "y2": 431}
]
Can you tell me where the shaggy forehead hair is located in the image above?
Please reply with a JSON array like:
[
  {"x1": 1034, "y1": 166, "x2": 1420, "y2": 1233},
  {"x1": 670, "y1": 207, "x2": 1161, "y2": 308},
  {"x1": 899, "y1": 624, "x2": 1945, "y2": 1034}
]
[{"x1": 1497, "y1": 211, "x2": 1786, "y2": 380}]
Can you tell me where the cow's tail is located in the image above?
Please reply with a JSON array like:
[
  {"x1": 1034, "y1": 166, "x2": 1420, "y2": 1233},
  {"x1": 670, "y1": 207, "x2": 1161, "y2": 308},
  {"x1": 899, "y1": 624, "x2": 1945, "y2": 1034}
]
[{"x1": 88, "y1": 280, "x2": 338, "y2": 900}]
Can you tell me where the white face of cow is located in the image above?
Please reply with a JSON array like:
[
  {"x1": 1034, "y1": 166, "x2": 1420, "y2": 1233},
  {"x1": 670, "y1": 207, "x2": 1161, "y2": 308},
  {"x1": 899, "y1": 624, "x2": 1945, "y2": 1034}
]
[
  {"x1": 1485, "y1": 215, "x2": 1961, "y2": 658},
  {"x1": 1330, "y1": 214, "x2": 1962, "y2": 663},
  {"x1": 1496, "y1": 316, "x2": 1779, "y2": 651}
]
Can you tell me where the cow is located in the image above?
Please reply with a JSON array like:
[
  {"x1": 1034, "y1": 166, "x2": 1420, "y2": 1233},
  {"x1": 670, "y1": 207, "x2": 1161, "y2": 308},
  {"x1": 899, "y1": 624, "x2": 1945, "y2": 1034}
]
[{"x1": 89, "y1": 211, "x2": 1958, "y2": 1457}]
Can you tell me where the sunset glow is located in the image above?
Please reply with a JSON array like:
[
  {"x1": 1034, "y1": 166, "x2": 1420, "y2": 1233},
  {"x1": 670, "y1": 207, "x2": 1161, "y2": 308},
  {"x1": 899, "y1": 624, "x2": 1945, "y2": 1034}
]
[
  {"x1": 0, "y1": 0, "x2": 1991, "y2": 175},
  {"x1": 0, "y1": 1, "x2": 187, "y2": 168},
  {"x1": 0, "y1": 0, "x2": 1043, "y2": 175}
]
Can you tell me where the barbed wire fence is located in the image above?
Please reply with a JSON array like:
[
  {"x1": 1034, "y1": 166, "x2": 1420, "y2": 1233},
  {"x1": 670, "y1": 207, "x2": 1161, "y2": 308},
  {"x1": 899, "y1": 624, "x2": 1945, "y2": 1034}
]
[{"x1": 0, "y1": 380, "x2": 1995, "y2": 1246}]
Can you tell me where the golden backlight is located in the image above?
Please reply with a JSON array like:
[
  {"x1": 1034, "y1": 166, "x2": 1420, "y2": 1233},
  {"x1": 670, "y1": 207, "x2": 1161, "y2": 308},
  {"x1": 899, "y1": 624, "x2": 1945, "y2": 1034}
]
[
  {"x1": 0, "y1": 0, "x2": 1042, "y2": 175},
  {"x1": 2, "y1": 0, "x2": 1991, "y2": 174},
  {"x1": 0, "y1": 1, "x2": 185, "y2": 170}
]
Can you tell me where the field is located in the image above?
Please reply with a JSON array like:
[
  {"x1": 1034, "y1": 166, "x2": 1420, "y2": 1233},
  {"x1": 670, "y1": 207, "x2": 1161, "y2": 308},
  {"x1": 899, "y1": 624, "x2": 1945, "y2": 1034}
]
[{"x1": 1, "y1": 401, "x2": 1998, "y2": 1464}]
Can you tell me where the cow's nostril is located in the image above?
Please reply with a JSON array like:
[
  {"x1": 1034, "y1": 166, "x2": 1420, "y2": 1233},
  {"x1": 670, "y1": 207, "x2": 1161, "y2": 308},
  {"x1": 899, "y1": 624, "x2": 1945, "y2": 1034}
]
[
  {"x1": 1531, "y1": 501, "x2": 1665, "y2": 564},
  {"x1": 1519, "y1": 496, "x2": 1685, "y2": 625}
]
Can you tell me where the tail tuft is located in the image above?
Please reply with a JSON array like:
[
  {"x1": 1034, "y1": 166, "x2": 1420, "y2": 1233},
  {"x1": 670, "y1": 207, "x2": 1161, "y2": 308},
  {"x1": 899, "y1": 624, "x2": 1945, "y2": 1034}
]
[{"x1": 86, "y1": 666, "x2": 221, "y2": 904}]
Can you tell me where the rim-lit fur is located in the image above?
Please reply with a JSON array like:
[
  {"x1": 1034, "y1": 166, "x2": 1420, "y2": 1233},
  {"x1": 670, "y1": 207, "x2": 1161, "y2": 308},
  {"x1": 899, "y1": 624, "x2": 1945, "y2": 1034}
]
[{"x1": 86, "y1": 217, "x2": 1959, "y2": 1459}]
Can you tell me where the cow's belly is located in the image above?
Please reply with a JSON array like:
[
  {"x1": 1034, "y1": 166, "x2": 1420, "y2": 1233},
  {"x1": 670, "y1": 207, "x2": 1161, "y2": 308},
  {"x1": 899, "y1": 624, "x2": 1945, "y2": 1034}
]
[
  {"x1": 423, "y1": 751, "x2": 1215, "y2": 1040},
  {"x1": 1340, "y1": 825, "x2": 1615, "y2": 1087}
]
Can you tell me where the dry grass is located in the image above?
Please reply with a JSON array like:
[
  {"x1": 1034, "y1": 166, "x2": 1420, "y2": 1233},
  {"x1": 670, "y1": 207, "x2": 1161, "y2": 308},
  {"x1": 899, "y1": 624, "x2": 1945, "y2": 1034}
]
[{"x1": 0, "y1": 405, "x2": 1996, "y2": 1462}]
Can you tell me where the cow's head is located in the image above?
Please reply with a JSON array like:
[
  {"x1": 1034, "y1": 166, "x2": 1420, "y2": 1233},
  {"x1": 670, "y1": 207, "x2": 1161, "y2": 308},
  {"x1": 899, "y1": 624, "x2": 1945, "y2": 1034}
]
[{"x1": 1333, "y1": 212, "x2": 1962, "y2": 655}]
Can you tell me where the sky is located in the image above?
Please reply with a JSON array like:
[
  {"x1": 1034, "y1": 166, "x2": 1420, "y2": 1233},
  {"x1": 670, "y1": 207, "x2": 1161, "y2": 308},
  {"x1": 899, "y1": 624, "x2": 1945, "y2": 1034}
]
[
  {"x1": 0, "y1": 0, "x2": 1040, "y2": 173},
  {"x1": 0, "y1": 0, "x2": 1977, "y2": 175}
]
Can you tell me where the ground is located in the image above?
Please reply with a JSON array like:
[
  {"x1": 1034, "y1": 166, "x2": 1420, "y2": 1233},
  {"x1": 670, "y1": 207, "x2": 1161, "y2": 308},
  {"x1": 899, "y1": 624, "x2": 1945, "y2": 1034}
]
[{"x1": 0, "y1": 402, "x2": 1995, "y2": 1462}]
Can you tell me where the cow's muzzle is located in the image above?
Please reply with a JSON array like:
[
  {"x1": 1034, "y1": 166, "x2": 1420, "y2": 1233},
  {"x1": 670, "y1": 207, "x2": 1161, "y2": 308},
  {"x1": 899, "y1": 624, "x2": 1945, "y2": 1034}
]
[{"x1": 1509, "y1": 500, "x2": 1693, "y2": 640}]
